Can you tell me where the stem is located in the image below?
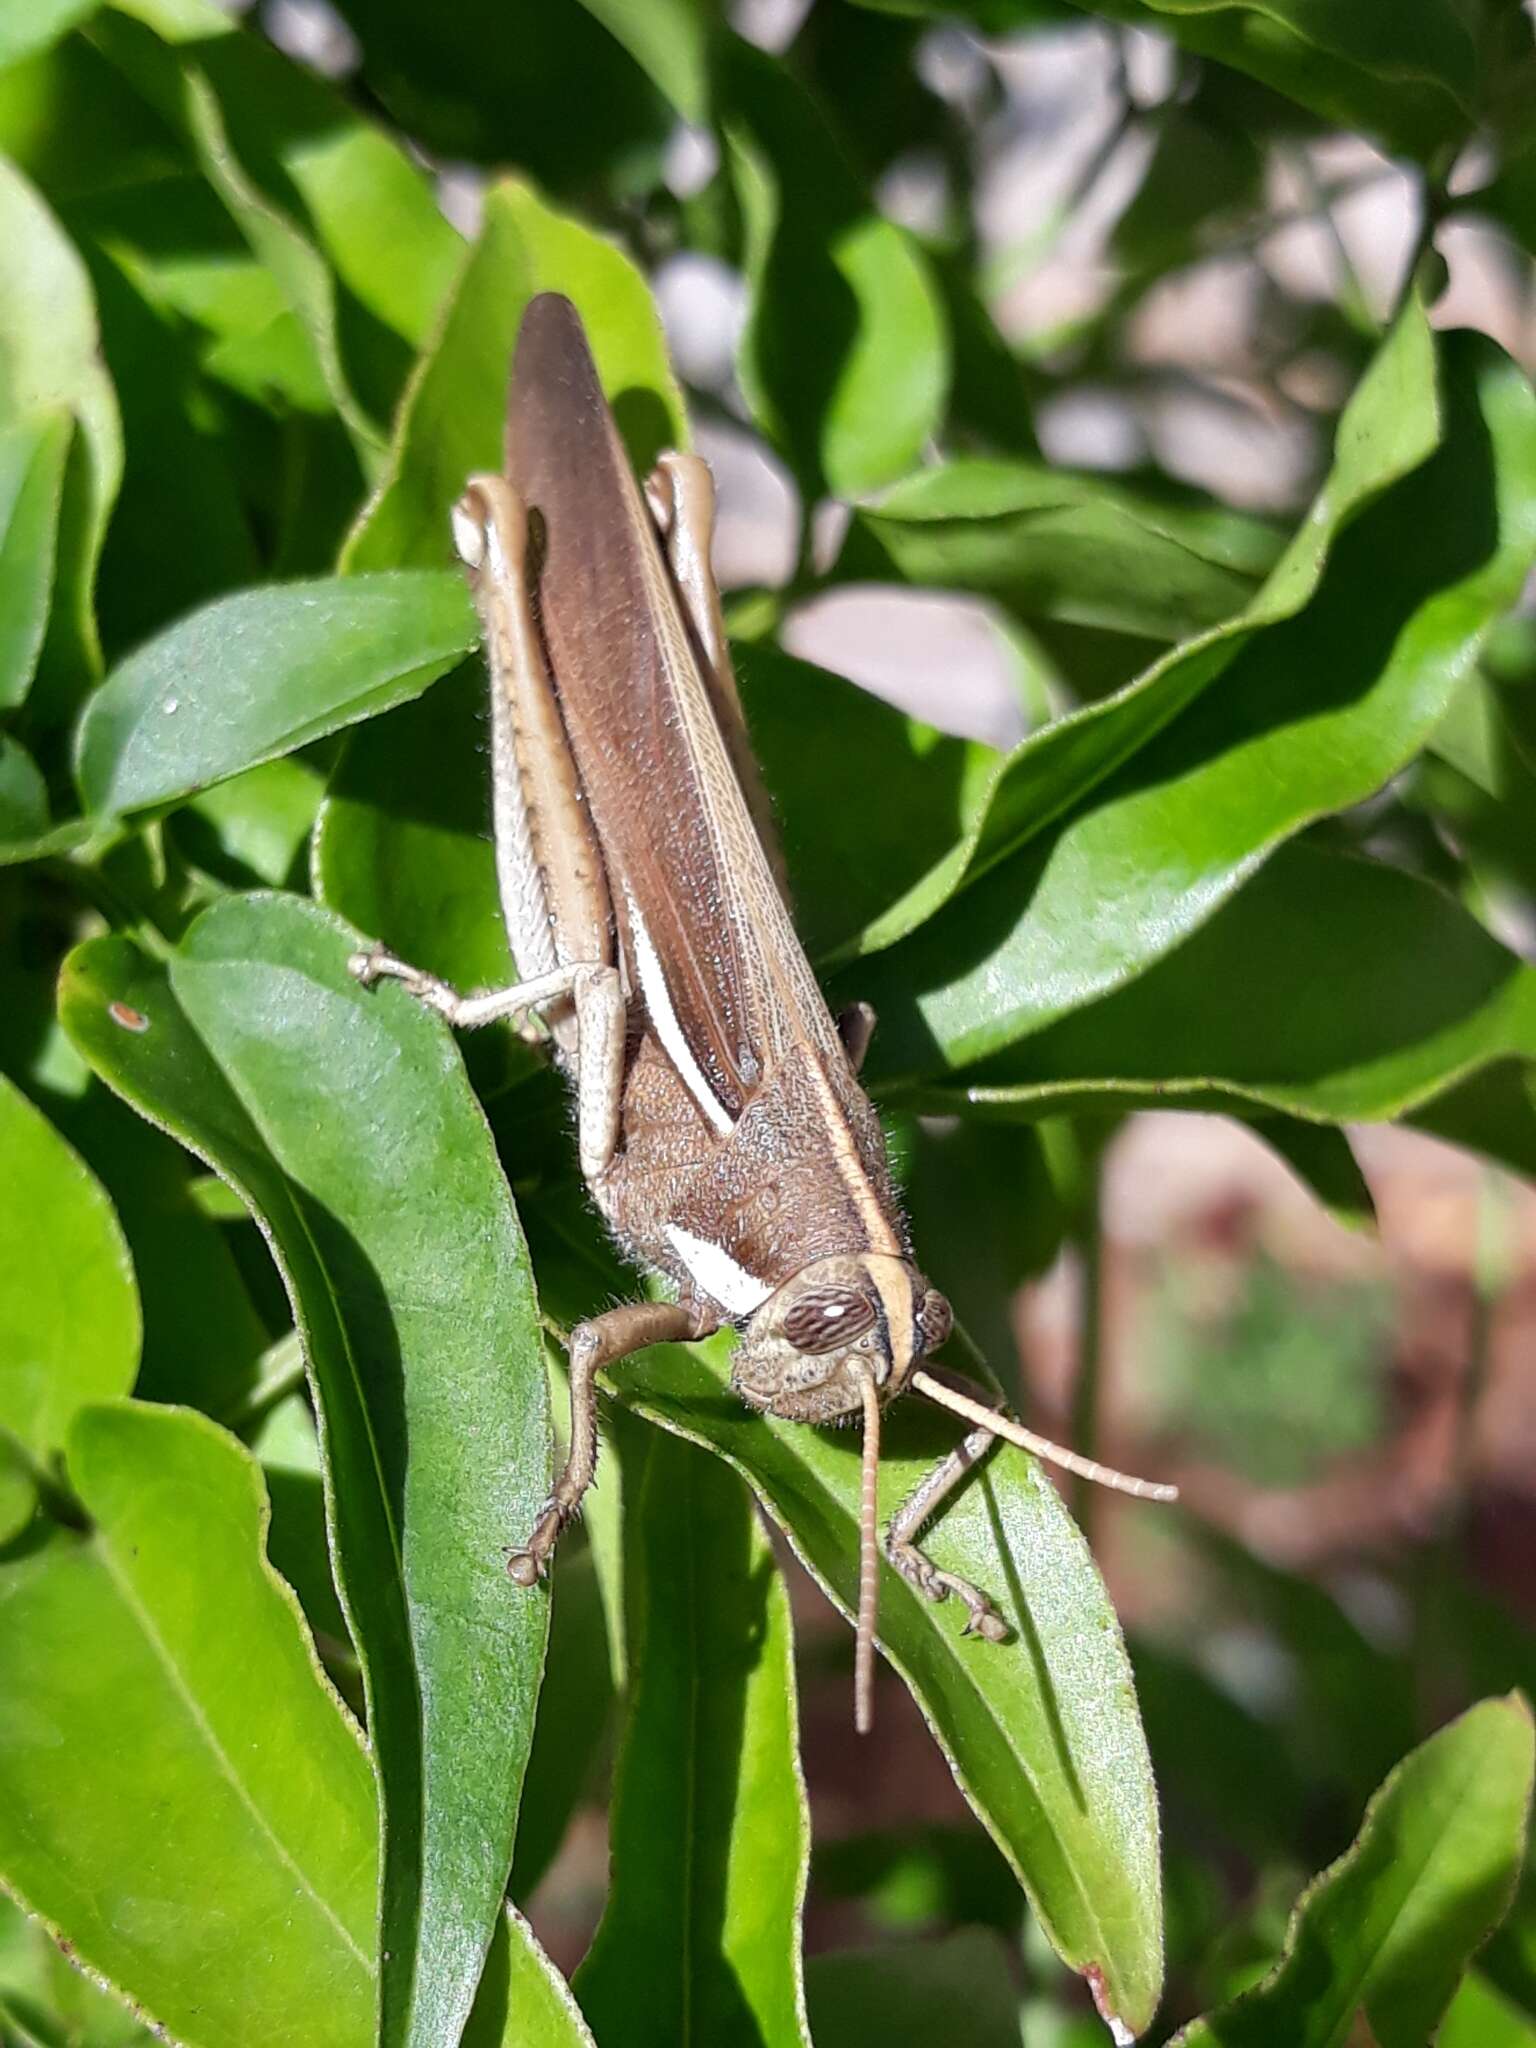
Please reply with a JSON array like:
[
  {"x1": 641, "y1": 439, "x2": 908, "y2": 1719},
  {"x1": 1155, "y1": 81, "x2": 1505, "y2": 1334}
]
[
  {"x1": 1067, "y1": 1144, "x2": 1107, "y2": 1544},
  {"x1": 1414, "y1": 1168, "x2": 1509, "y2": 1724}
]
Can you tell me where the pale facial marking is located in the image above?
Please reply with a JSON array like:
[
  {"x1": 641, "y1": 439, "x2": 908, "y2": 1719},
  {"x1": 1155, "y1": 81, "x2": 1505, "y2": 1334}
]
[
  {"x1": 451, "y1": 501, "x2": 486, "y2": 568},
  {"x1": 624, "y1": 885, "x2": 734, "y2": 1135},
  {"x1": 866, "y1": 1255, "x2": 916, "y2": 1382},
  {"x1": 666, "y1": 1224, "x2": 772, "y2": 1317}
]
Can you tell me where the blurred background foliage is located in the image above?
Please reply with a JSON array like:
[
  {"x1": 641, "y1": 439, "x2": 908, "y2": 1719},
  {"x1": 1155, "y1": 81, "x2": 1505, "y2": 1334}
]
[{"x1": 1, "y1": 0, "x2": 1535, "y2": 2043}]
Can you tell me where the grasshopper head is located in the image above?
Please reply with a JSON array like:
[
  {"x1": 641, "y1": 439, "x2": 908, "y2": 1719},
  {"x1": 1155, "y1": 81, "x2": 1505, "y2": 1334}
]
[{"x1": 730, "y1": 1252, "x2": 952, "y2": 1424}]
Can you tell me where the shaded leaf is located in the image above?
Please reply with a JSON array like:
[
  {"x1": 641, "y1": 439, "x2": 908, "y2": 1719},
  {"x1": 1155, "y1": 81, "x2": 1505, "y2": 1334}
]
[
  {"x1": 59, "y1": 894, "x2": 551, "y2": 2048},
  {"x1": 0, "y1": 1400, "x2": 378, "y2": 2047},
  {"x1": 839, "y1": 458, "x2": 1280, "y2": 647},
  {"x1": 1063, "y1": 0, "x2": 1490, "y2": 163},
  {"x1": 345, "y1": 177, "x2": 686, "y2": 573},
  {"x1": 0, "y1": 1889, "x2": 155, "y2": 2047},
  {"x1": 320, "y1": 0, "x2": 670, "y2": 191},
  {"x1": 614, "y1": 1332, "x2": 1164, "y2": 2036},
  {"x1": 0, "y1": 409, "x2": 69, "y2": 710},
  {"x1": 574, "y1": 0, "x2": 712, "y2": 122},
  {"x1": 575, "y1": 1431, "x2": 811, "y2": 2048},
  {"x1": 0, "y1": 735, "x2": 50, "y2": 844},
  {"x1": 726, "y1": 35, "x2": 948, "y2": 499},
  {"x1": 312, "y1": 663, "x2": 511, "y2": 992},
  {"x1": 0, "y1": 154, "x2": 122, "y2": 694},
  {"x1": 873, "y1": 843, "x2": 1536, "y2": 1184},
  {"x1": 846, "y1": 328, "x2": 1536, "y2": 1044},
  {"x1": 805, "y1": 1929, "x2": 1022, "y2": 2048},
  {"x1": 1244, "y1": 1118, "x2": 1376, "y2": 1231},
  {"x1": 508, "y1": 1543, "x2": 615, "y2": 1901},
  {"x1": 74, "y1": 570, "x2": 476, "y2": 819},
  {"x1": 835, "y1": 299, "x2": 1448, "y2": 959},
  {"x1": 83, "y1": 244, "x2": 261, "y2": 656},
  {"x1": 0, "y1": 1074, "x2": 139, "y2": 1465},
  {"x1": 91, "y1": 2, "x2": 462, "y2": 392},
  {"x1": 1174, "y1": 1694, "x2": 1535, "y2": 2047},
  {"x1": 739, "y1": 643, "x2": 997, "y2": 960}
]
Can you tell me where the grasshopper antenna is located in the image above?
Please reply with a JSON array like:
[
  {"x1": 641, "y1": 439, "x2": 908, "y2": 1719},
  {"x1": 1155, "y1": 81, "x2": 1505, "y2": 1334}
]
[
  {"x1": 911, "y1": 1369, "x2": 1178, "y2": 1503},
  {"x1": 855, "y1": 1371, "x2": 883, "y2": 1734}
]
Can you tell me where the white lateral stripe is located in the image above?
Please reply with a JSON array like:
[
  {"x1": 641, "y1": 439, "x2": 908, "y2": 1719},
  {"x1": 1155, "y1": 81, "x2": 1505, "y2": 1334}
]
[
  {"x1": 623, "y1": 885, "x2": 734, "y2": 1135},
  {"x1": 666, "y1": 1225, "x2": 772, "y2": 1316}
]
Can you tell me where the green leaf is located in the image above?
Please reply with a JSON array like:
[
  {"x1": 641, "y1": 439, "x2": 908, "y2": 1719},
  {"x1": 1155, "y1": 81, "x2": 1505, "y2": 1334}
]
[
  {"x1": 508, "y1": 1543, "x2": 615, "y2": 1901},
  {"x1": 0, "y1": 0, "x2": 100, "y2": 68},
  {"x1": 0, "y1": 1399, "x2": 379, "y2": 2047},
  {"x1": 59, "y1": 894, "x2": 552, "y2": 2048},
  {"x1": 610, "y1": 1331, "x2": 1164, "y2": 2037},
  {"x1": 90, "y1": 4, "x2": 463, "y2": 385},
  {"x1": 0, "y1": 1437, "x2": 38, "y2": 1547},
  {"x1": 0, "y1": 409, "x2": 69, "y2": 709},
  {"x1": 1173, "y1": 1694, "x2": 1535, "y2": 2048},
  {"x1": 313, "y1": 664, "x2": 511, "y2": 991},
  {"x1": 805, "y1": 1930, "x2": 1023, "y2": 2048},
  {"x1": 345, "y1": 178, "x2": 687, "y2": 573},
  {"x1": 1063, "y1": 0, "x2": 1488, "y2": 163},
  {"x1": 0, "y1": 154, "x2": 123, "y2": 691},
  {"x1": 869, "y1": 842, "x2": 1536, "y2": 1170},
  {"x1": 1440, "y1": 1974, "x2": 1536, "y2": 2048},
  {"x1": 315, "y1": 0, "x2": 670, "y2": 194},
  {"x1": 0, "y1": 735, "x2": 50, "y2": 844},
  {"x1": 0, "y1": 1074, "x2": 139, "y2": 1465},
  {"x1": 465, "y1": 1908, "x2": 597, "y2": 2048},
  {"x1": 574, "y1": 0, "x2": 712, "y2": 122},
  {"x1": 725, "y1": 36, "x2": 948, "y2": 499},
  {"x1": 0, "y1": 1890, "x2": 156, "y2": 2047},
  {"x1": 1244, "y1": 1118, "x2": 1376, "y2": 1232},
  {"x1": 574, "y1": 1431, "x2": 812, "y2": 2048},
  {"x1": 739, "y1": 645, "x2": 999, "y2": 961},
  {"x1": 83, "y1": 247, "x2": 261, "y2": 656},
  {"x1": 835, "y1": 297, "x2": 1465, "y2": 960},
  {"x1": 839, "y1": 459, "x2": 1280, "y2": 647},
  {"x1": 74, "y1": 570, "x2": 477, "y2": 819},
  {"x1": 844, "y1": 326, "x2": 1536, "y2": 1044}
]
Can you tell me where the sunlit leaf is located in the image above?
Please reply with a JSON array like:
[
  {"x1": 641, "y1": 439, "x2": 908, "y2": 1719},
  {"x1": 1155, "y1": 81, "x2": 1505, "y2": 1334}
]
[
  {"x1": 60, "y1": 895, "x2": 551, "y2": 2048},
  {"x1": 0, "y1": 1400, "x2": 379, "y2": 2047},
  {"x1": 726, "y1": 35, "x2": 948, "y2": 499},
  {"x1": 0, "y1": 1074, "x2": 139, "y2": 1466},
  {"x1": 549, "y1": 1306, "x2": 1165, "y2": 2035},
  {"x1": 346, "y1": 178, "x2": 685, "y2": 573},
  {"x1": 0, "y1": 408, "x2": 69, "y2": 710},
  {"x1": 0, "y1": 154, "x2": 122, "y2": 694},
  {"x1": 74, "y1": 570, "x2": 476, "y2": 819}
]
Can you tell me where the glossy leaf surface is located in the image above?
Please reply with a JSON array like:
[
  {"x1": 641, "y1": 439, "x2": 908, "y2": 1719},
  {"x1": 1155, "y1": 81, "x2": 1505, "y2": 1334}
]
[
  {"x1": 0, "y1": 1074, "x2": 139, "y2": 1464},
  {"x1": 59, "y1": 894, "x2": 551, "y2": 2048},
  {"x1": 75, "y1": 571, "x2": 476, "y2": 819},
  {"x1": 0, "y1": 1400, "x2": 378, "y2": 2047}
]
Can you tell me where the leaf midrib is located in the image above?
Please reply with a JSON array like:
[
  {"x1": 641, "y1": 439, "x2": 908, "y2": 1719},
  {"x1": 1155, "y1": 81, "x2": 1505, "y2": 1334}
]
[{"x1": 93, "y1": 1525, "x2": 373, "y2": 1978}]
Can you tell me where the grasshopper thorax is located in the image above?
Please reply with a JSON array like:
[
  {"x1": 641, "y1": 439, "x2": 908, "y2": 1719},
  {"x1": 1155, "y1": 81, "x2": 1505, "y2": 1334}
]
[{"x1": 730, "y1": 1252, "x2": 952, "y2": 1425}]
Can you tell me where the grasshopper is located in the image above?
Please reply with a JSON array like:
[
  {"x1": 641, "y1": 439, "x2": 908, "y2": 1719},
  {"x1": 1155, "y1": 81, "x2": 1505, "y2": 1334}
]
[{"x1": 352, "y1": 293, "x2": 1171, "y2": 1728}]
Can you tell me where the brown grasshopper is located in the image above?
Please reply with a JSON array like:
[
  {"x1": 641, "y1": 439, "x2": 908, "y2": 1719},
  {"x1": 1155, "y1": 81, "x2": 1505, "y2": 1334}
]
[{"x1": 351, "y1": 293, "x2": 1172, "y2": 1729}]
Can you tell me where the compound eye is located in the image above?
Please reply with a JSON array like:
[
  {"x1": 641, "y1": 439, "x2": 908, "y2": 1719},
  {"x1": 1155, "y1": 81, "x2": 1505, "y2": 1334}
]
[
  {"x1": 916, "y1": 1289, "x2": 953, "y2": 1355},
  {"x1": 783, "y1": 1285, "x2": 877, "y2": 1355}
]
